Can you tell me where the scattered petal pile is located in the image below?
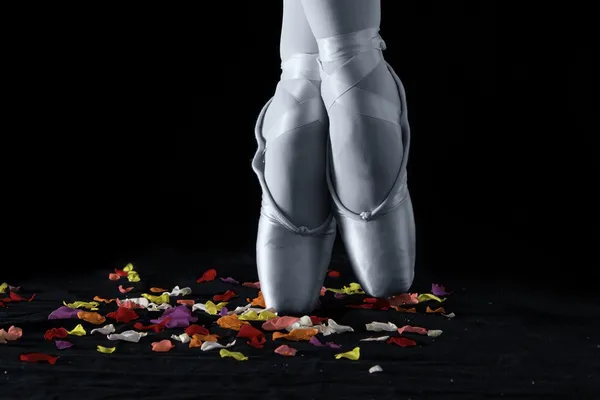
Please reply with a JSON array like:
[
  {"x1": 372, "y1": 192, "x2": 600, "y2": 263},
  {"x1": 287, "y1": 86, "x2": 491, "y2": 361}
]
[{"x1": 0, "y1": 265, "x2": 457, "y2": 368}]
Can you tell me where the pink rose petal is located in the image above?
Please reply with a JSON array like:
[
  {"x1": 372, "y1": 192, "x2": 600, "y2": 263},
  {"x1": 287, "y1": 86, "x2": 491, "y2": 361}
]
[
  {"x1": 118, "y1": 285, "x2": 134, "y2": 293},
  {"x1": 261, "y1": 316, "x2": 300, "y2": 331},
  {"x1": 7, "y1": 326, "x2": 23, "y2": 340},
  {"x1": 0, "y1": 326, "x2": 23, "y2": 341},
  {"x1": 151, "y1": 339, "x2": 175, "y2": 352},
  {"x1": 397, "y1": 325, "x2": 428, "y2": 335},
  {"x1": 274, "y1": 345, "x2": 297, "y2": 356}
]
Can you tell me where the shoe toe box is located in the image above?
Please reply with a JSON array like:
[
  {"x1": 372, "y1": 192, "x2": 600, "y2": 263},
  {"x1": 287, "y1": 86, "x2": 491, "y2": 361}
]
[
  {"x1": 256, "y1": 216, "x2": 336, "y2": 314},
  {"x1": 337, "y1": 197, "x2": 416, "y2": 298}
]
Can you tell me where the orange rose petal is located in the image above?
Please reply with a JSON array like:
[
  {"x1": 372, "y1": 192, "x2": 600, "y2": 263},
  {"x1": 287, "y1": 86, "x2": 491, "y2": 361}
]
[
  {"x1": 426, "y1": 306, "x2": 446, "y2": 314},
  {"x1": 177, "y1": 299, "x2": 195, "y2": 306},
  {"x1": 272, "y1": 328, "x2": 318, "y2": 341},
  {"x1": 392, "y1": 306, "x2": 416, "y2": 313},
  {"x1": 216, "y1": 314, "x2": 249, "y2": 331},
  {"x1": 272, "y1": 332, "x2": 285, "y2": 340},
  {"x1": 194, "y1": 334, "x2": 219, "y2": 342},
  {"x1": 150, "y1": 287, "x2": 168, "y2": 293},
  {"x1": 189, "y1": 335, "x2": 203, "y2": 348},
  {"x1": 93, "y1": 296, "x2": 115, "y2": 304},
  {"x1": 77, "y1": 311, "x2": 106, "y2": 325},
  {"x1": 108, "y1": 273, "x2": 121, "y2": 281},
  {"x1": 247, "y1": 291, "x2": 265, "y2": 308}
]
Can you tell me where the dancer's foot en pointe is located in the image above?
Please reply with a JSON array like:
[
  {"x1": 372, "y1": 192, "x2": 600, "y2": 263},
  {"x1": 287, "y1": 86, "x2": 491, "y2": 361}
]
[
  {"x1": 302, "y1": 0, "x2": 416, "y2": 297},
  {"x1": 252, "y1": 1, "x2": 335, "y2": 315}
]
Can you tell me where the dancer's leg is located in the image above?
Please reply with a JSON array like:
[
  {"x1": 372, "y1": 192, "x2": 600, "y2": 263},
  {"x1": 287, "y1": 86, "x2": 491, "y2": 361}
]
[
  {"x1": 301, "y1": 0, "x2": 415, "y2": 296},
  {"x1": 252, "y1": 0, "x2": 335, "y2": 314},
  {"x1": 263, "y1": 0, "x2": 329, "y2": 229},
  {"x1": 278, "y1": 0, "x2": 318, "y2": 62},
  {"x1": 301, "y1": 0, "x2": 402, "y2": 212}
]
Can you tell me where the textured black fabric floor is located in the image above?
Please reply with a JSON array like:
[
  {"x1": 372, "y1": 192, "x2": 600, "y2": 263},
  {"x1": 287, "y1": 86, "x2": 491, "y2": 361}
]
[{"x1": 1, "y1": 248, "x2": 598, "y2": 399}]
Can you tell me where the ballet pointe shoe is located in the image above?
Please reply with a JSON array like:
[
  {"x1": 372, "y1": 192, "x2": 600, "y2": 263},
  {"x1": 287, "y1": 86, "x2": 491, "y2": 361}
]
[
  {"x1": 252, "y1": 54, "x2": 336, "y2": 315},
  {"x1": 318, "y1": 29, "x2": 416, "y2": 297}
]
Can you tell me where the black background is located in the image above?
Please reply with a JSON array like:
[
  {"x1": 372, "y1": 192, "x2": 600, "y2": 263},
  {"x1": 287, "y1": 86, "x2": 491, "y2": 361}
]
[{"x1": 7, "y1": 2, "x2": 596, "y2": 290}]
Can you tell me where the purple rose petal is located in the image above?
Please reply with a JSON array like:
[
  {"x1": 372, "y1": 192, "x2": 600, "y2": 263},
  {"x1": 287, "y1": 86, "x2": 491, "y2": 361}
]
[
  {"x1": 334, "y1": 293, "x2": 345, "y2": 299},
  {"x1": 309, "y1": 336, "x2": 324, "y2": 346},
  {"x1": 55, "y1": 340, "x2": 73, "y2": 350},
  {"x1": 163, "y1": 317, "x2": 191, "y2": 328},
  {"x1": 220, "y1": 277, "x2": 239, "y2": 285},
  {"x1": 220, "y1": 307, "x2": 229, "y2": 316},
  {"x1": 431, "y1": 283, "x2": 452, "y2": 296},
  {"x1": 150, "y1": 305, "x2": 197, "y2": 327},
  {"x1": 309, "y1": 336, "x2": 340, "y2": 349},
  {"x1": 48, "y1": 306, "x2": 80, "y2": 320}
]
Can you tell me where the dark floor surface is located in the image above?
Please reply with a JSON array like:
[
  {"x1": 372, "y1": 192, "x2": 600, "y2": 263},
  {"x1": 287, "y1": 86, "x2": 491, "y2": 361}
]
[{"x1": 1, "y1": 247, "x2": 599, "y2": 399}]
